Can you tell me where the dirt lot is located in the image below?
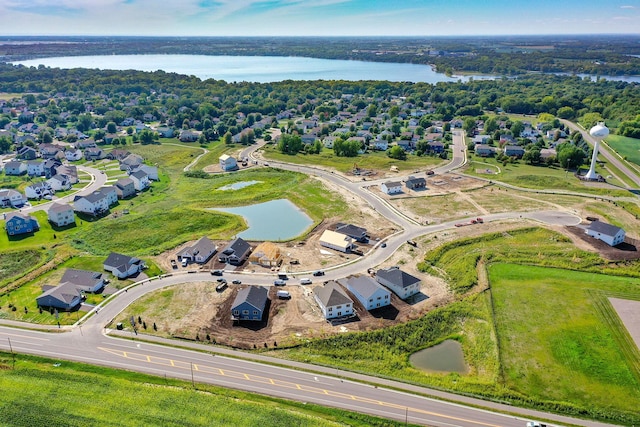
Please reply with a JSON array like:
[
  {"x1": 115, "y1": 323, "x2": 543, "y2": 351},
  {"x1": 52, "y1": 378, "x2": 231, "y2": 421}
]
[{"x1": 564, "y1": 225, "x2": 640, "y2": 261}]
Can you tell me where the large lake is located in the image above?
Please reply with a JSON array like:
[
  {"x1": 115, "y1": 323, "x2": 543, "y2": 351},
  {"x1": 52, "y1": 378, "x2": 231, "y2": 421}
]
[{"x1": 13, "y1": 54, "x2": 492, "y2": 83}]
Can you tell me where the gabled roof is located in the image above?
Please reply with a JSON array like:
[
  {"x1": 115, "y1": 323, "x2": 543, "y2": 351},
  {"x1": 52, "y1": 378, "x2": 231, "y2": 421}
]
[
  {"x1": 130, "y1": 170, "x2": 148, "y2": 180},
  {"x1": 60, "y1": 268, "x2": 103, "y2": 289},
  {"x1": 383, "y1": 181, "x2": 402, "y2": 187},
  {"x1": 376, "y1": 267, "x2": 421, "y2": 289},
  {"x1": 232, "y1": 286, "x2": 268, "y2": 311},
  {"x1": 37, "y1": 282, "x2": 81, "y2": 305},
  {"x1": 588, "y1": 221, "x2": 624, "y2": 237},
  {"x1": 5, "y1": 211, "x2": 36, "y2": 223},
  {"x1": 222, "y1": 237, "x2": 251, "y2": 256},
  {"x1": 104, "y1": 252, "x2": 141, "y2": 274},
  {"x1": 314, "y1": 281, "x2": 352, "y2": 307},
  {"x1": 335, "y1": 223, "x2": 367, "y2": 237},
  {"x1": 115, "y1": 177, "x2": 135, "y2": 189},
  {"x1": 48, "y1": 202, "x2": 73, "y2": 214},
  {"x1": 179, "y1": 236, "x2": 217, "y2": 257},
  {"x1": 405, "y1": 176, "x2": 427, "y2": 186},
  {"x1": 342, "y1": 276, "x2": 388, "y2": 300}
]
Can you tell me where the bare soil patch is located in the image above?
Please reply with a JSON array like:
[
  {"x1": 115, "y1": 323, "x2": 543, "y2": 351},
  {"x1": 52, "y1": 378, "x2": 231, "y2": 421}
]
[{"x1": 564, "y1": 225, "x2": 640, "y2": 261}]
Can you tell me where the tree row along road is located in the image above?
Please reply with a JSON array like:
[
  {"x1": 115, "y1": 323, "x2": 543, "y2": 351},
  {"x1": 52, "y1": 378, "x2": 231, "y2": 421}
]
[{"x1": 0, "y1": 129, "x2": 619, "y2": 427}]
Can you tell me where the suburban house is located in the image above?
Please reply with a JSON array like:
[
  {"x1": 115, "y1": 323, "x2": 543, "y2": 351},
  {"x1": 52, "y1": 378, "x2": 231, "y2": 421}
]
[
  {"x1": 130, "y1": 164, "x2": 159, "y2": 181},
  {"x1": 586, "y1": 221, "x2": 626, "y2": 247},
  {"x1": 42, "y1": 159, "x2": 61, "y2": 179},
  {"x1": 375, "y1": 267, "x2": 421, "y2": 300},
  {"x1": 73, "y1": 187, "x2": 118, "y2": 216},
  {"x1": 319, "y1": 230, "x2": 354, "y2": 253},
  {"x1": 313, "y1": 281, "x2": 354, "y2": 320},
  {"x1": 114, "y1": 178, "x2": 136, "y2": 199},
  {"x1": 372, "y1": 139, "x2": 389, "y2": 151},
  {"x1": 156, "y1": 127, "x2": 175, "y2": 138},
  {"x1": 334, "y1": 223, "x2": 368, "y2": 243},
  {"x1": 119, "y1": 153, "x2": 144, "y2": 171},
  {"x1": 84, "y1": 147, "x2": 106, "y2": 161},
  {"x1": 27, "y1": 160, "x2": 45, "y2": 177},
  {"x1": 58, "y1": 268, "x2": 106, "y2": 293},
  {"x1": 504, "y1": 145, "x2": 525, "y2": 158},
  {"x1": 219, "y1": 154, "x2": 238, "y2": 171},
  {"x1": 5, "y1": 212, "x2": 39, "y2": 236},
  {"x1": 474, "y1": 144, "x2": 496, "y2": 157},
  {"x1": 472, "y1": 135, "x2": 490, "y2": 144},
  {"x1": 56, "y1": 165, "x2": 79, "y2": 184},
  {"x1": 248, "y1": 241, "x2": 282, "y2": 267},
  {"x1": 342, "y1": 276, "x2": 391, "y2": 311},
  {"x1": 129, "y1": 170, "x2": 150, "y2": 191},
  {"x1": 380, "y1": 181, "x2": 403, "y2": 195},
  {"x1": 426, "y1": 141, "x2": 445, "y2": 153},
  {"x1": 0, "y1": 189, "x2": 26, "y2": 208},
  {"x1": 218, "y1": 237, "x2": 252, "y2": 265},
  {"x1": 231, "y1": 286, "x2": 269, "y2": 322},
  {"x1": 179, "y1": 130, "x2": 199, "y2": 142},
  {"x1": 25, "y1": 182, "x2": 53, "y2": 200},
  {"x1": 405, "y1": 176, "x2": 427, "y2": 190},
  {"x1": 16, "y1": 146, "x2": 37, "y2": 160},
  {"x1": 540, "y1": 148, "x2": 557, "y2": 161},
  {"x1": 47, "y1": 174, "x2": 72, "y2": 192},
  {"x1": 103, "y1": 252, "x2": 144, "y2": 279},
  {"x1": 108, "y1": 149, "x2": 131, "y2": 162},
  {"x1": 177, "y1": 236, "x2": 218, "y2": 264},
  {"x1": 36, "y1": 284, "x2": 82, "y2": 311},
  {"x1": 65, "y1": 148, "x2": 83, "y2": 161},
  {"x1": 4, "y1": 161, "x2": 27, "y2": 176},
  {"x1": 48, "y1": 203, "x2": 75, "y2": 227}
]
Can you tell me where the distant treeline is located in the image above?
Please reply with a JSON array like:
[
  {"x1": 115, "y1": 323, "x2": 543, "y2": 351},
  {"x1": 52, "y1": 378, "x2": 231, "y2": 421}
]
[{"x1": 1, "y1": 35, "x2": 640, "y2": 76}]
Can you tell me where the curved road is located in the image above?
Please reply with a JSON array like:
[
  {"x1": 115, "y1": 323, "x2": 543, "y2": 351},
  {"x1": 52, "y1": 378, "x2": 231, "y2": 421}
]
[{"x1": 0, "y1": 132, "x2": 612, "y2": 426}]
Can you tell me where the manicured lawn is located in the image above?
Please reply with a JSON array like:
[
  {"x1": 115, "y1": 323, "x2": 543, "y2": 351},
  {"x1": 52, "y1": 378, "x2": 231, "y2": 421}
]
[
  {"x1": 489, "y1": 263, "x2": 640, "y2": 420},
  {"x1": 606, "y1": 134, "x2": 640, "y2": 171},
  {"x1": 0, "y1": 353, "x2": 406, "y2": 427},
  {"x1": 263, "y1": 145, "x2": 445, "y2": 173}
]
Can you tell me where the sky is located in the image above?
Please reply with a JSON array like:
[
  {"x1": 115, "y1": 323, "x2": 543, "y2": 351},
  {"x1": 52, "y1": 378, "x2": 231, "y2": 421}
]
[{"x1": 0, "y1": 0, "x2": 638, "y2": 37}]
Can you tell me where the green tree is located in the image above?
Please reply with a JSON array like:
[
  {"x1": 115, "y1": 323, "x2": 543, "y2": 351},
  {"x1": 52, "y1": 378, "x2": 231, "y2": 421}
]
[
  {"x1": 276, "y1": 134, "x2": 303, "y2": 154},
  {"x1": 522, "y1": 148, "x2": 541, "y2": 165},
  {"x1": 387, "y1": 145, "x2": 407, "y2": 160},
  {"x1": 106, "y1": 121, "x2": 117, "y2": 133},
  {"x1": 139, "y1": 129, "x2": 155, "y2": 145},
  {"x1": 557, "y1": 143, "x2": 586, "y2": 170},
  {"x1": 223, "y1": 131, "x2": 233, "y2": 145},
  {"x1": 38, "y1": 130, "x2": 53, "y2": 144},
  {"x1": 0, "y1": 136, "x2": 11, "y2": 153},
  {"x1": 463, "y1": 117, "x2": 476, "y2": 137},
  {"x1": 77, "y1": 114, "x2": 94, "y2": 132},
  {"x1": 510, "y1": 120, "x2": 524, "y2": 138},
  {"x1": 557, "y1": 106, "x2": 575, "y2": 120}
]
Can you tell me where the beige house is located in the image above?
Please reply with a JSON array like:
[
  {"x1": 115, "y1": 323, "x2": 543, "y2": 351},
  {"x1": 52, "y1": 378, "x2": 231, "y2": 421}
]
[
  {"x1": 249, "y1": 241, "x2": 282, "y2": 267},
  {"x1": 319, "y1": 230, "x2": 354, "y2": 253}
]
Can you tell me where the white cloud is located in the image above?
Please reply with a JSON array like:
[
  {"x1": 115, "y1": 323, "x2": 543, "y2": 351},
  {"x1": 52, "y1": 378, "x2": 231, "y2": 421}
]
[{"x1": 620, "y1": 5, "x2": 636, "y2": 9}]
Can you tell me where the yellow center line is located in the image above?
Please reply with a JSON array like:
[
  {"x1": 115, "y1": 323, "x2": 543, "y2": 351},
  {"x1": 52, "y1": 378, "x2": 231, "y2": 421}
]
[{"x1": 97, "y1": 347, "x2": 503, "y2": 427}]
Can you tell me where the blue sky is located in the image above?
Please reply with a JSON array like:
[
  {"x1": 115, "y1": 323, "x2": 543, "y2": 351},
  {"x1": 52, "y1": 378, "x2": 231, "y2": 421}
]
[{"x1": 0, "y1": 0, "x2": 638, "y2": 36}]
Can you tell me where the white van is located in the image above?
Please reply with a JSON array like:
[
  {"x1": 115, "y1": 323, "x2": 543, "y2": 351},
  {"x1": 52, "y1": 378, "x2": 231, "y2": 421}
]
[
  {"x1": 181, "y1": 258, "x2": 188, "y2": 267},
  {"x1": 277, "y1": 290, "x2": 291, "y2": 299},
  {"x1": 274, "y1": 279, "x2": 286, "y2": 286},
  {"x1": 300, "y1": 278, "x2": 312, "y2": 285}
]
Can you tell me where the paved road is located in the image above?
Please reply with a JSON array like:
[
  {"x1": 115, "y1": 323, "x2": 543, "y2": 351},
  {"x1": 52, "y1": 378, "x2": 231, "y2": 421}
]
[
  {"x1": 561, "y1": 119, "x2": 640, "y2": 189},
  {"x1": 0, "y1": 326, "x2": 614, "y2": 427}
]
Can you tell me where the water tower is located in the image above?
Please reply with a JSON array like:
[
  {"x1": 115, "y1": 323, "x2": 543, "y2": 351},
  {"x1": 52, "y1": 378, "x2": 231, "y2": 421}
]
[{"x1": 585, "y1": 122, "x2": 609, "y2": 181}]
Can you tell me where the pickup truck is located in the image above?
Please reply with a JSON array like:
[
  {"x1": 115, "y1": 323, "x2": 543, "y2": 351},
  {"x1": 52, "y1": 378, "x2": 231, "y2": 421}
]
[{"x1": 526, "y1": 422, "x2": 548, "y2": 427}]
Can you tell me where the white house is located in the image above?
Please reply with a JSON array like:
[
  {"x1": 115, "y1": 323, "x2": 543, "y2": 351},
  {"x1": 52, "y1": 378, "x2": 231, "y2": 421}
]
[
  {"x1": 130, "y1": 164, "x2": 159, "y2": 181},
  {"x1": 177, "y1": 236, "x2": 218, "y2": 264},
  {"x1": 372, "y1": 139, "x2": 389, "y2": 151},
  {"x1": 313, "y1": 281, "x2": 354, "y2": 320},
  {"x1": 586, "y1": 221, "x2": 626, "y2": 247},
  {"x1": 48, "y1": 203, "x2": 75, "y2": 227},
  {"x1": 25, "y1": 182, "x2": 53, "y2": 200},
  {"x1": 0, "y1": 189, "x2": 26, "y2": 208},
  {"x1": 380, "y1": 181, "x2": 403, "y2": 195},
  {"x1": 319, "y1": 230, "x2": 354, "y2": 253},
  {"x1": 64, "y1": 149, "x2": 83, "y2": 162},
  {"x1": 27, "y1": 161, "x2": 45, "y2": 177},
  {"x1": 47, "y1": 174, "x2": 72, "y2": 192},
  {"x1": 375, "y1": 266, "x2": 421, "y2": 300},
  {"x1": 103, "y1": 252, "x2": 144, "y2": 279},
  {"x1": 73, "y1": 187, "x2": 117, "y2": 215},
  {"x1": 5, "y1": 161, "x2": 27, "y2": 176},
  {"x1": 129, "y1": 170, "x2": 150, "y2": 191},
  {"x1": 342, "y1": 276, "x2": 391, "y2": 311},
  {"x1": 219, "y1": 154, "x2": 238, "y2": 171}
]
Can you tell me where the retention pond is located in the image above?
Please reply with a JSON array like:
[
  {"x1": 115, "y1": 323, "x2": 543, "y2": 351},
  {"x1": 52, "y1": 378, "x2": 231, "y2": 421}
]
[{"x1": 409, "y1": 340, "x2": 468, "y2": 374}]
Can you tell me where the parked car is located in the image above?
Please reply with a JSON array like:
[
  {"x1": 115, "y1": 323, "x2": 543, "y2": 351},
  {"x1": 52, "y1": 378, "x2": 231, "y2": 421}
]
[
  {"x1": 277, "y1": 290, "x2": 291, "y2": 299},
  {"x1": 181, "y1": 258, "x2": 188, "y2": 267},
  {"x1": 300, "y1": 278, "x2": 312, "y2": 285},
  {"x1": 274, "y1": 279, "x2": 286, "y2": 286},
  {"x1": 170, "y1": 259, "x2": 178, "y2": 269},
  {"x1": 210, "y1": 269, "x2": 223, "y2": 276},
  {"x1": 215, "y1": 282, "x2": 228, "y2": 292},
  {"x1": 232, "y1": 280, "x2": 241, "y2": 285},
  {"x1": 381, "y1": 243, "x2": 387, "y2": 248},
  {"x1": 313, "y1": 270, "x2": 325, "y2": 277},
  {"x1": 216, "y1": 278, "x2": 226, "y2": 283}
]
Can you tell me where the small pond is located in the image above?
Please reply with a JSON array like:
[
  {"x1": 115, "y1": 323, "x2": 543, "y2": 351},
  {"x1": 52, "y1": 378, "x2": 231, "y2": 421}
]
[
  {"x1": 213, "y1": 198, "x2": 313, "y2": 241},
  {"x1": 409, "y1": 340, "x2": 468, "y2": 374},
  {"x1": 218, "y1": 181, "x2": 261, "y2": 191}
]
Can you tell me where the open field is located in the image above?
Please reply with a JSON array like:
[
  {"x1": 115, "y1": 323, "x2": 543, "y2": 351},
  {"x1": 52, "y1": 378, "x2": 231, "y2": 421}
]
[
  {"x1": 606, "y1": 134, "x2": 640, "y2": 167},
  {"x1": 0, "y1": 353, "x2": 406, "y2": 427},
  {"x1": 262, "y1": 144, "x2": 444, "y2": 175},
  {"x1": 489, "y1": 263, "x2": 640, "y2": 421}
]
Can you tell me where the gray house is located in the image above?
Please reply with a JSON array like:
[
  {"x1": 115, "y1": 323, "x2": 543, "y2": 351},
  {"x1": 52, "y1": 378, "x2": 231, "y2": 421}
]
[
  {"x1": 334, "y1": 223, "x2": 368, "y2": 243},
  {"x1": 231, "y1": 286, "x2": 269, "y2": 321},
  {"x1": 177, "y1": 236, "x2": 218, "y2": 264},
  {"x1": 342, "y1": 276, "x2": 391, "y2": 311},
  {"x1": 375, "y1": 267, "x2": 421, "y2": 300},
  {"x1": 4, "y1": 161, "x2": 27, "y2": 176},
  {"x1": 114, "y1": 177, "x2": 136, "y2": 199},
  {"x1": 103, "y1": 252, "x2": 144, "y2": 279},
  {"x1": 405, "y1": 176, "x2": 427, "y2": 190},
  {"x1": 586, "y1": 221, "x2": 626, "y2": 247},
  {"x1": 313, "y1": 281, "x2": 354, "y2": 320},
  {"x1": 59, "y1": 268, "x2": 106, "y2": 293},
  {"x1": 36, "y1": 284, "x2": 82, "y2": 311},
  {"x1": 218, "y1": 237, "x2": 252, "y2": 265}
]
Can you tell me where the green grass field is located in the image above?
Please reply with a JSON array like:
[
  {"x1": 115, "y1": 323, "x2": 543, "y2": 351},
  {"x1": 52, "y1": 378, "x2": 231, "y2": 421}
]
[
  {"x1": 0, "y1": 353, "x2": 409, "y2": 427},
  {"x1": 606, "y1": 134, "x2": 640, "y2": 167},
  {"x1": 263, "y1": 144, "x2": 444, "y2": 173},
  {"x1": 489, "y1": 263, "x2": 640, "y2": 422}
]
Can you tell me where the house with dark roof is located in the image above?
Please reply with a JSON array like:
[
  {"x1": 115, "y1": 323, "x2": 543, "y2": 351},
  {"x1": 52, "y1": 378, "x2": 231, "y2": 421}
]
[
  {"x1": 342, "y1": 276, "x2": 391, "y2": 311},
  {"x1": 103, "y1": 252, "x2": 144, "y2": 279},
  {"x1": 334, "y1": 223, "x2": 368, "y2": 243},
  {"x1": 5, "y1": 212, "x2": 39, "y2": 236},
  {"x1": 56, "y1": 165, "x2": 79, "y2": 184},
  {"x1": 218, "y1": 237, "x2": 252, "y2": 265},
  {"x1": 84, "y1": 147, "x2": 106, "y2": 161},
  {"x1": 36, "y1": 283, "x2": 82, "y2": 311},
  {"x1": 60, "y1": 268, "x2": 106, "y2": 293},
  {"x1": 17, "y1": 146, "x2": 37, "y2": 160},
  {"x1": 474, "y1": 144, "x2": 496, "y2": 157},
  {"x1": 231, "y1": 286, "x2": 269, "y2": 321},
  {"x1": 129, "y1": 170, "x2": 150, "y2": 191},
  {"x1": 426, "y1": 140, "x2": 445, "y2": 153},
  {"x1": 405, "y1": 176, "x2": 427, "y2": 191},
  {"x1": 119, "y1": 153, "x2": 143, "y2": 170},
  {"x1": 177, "y1": 236, "x2": 217, "y2": 264},
  {"x1": 129, "y1": 164, "x2": 159, "y2": 181},
  {"x1": 73, "y1": 187, "x2": 117, "y2": 216},
  {"x1": 313, "y1": 281, "x2": 354, "y2": 320},
  {"x1": 375, "y1": 267, "x2": 421, "y2": 300},
  {"x1": 504, "y1": 145, "x2": 525, "y2": 158},
  {"x1": 48, "y1": 203, "x2": 75, "y2": 227},
  {"x1": 43, "y1": 159, "x2": 61, "y2": 178},
  {"x1": 586, "y1": 221, "x2": 626, "y2": 247}
]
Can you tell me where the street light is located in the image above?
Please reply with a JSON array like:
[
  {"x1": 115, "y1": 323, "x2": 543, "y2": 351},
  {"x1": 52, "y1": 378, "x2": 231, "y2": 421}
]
[{"x1": 585, "y1": 122, "x2": 609, "y2": 180}]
